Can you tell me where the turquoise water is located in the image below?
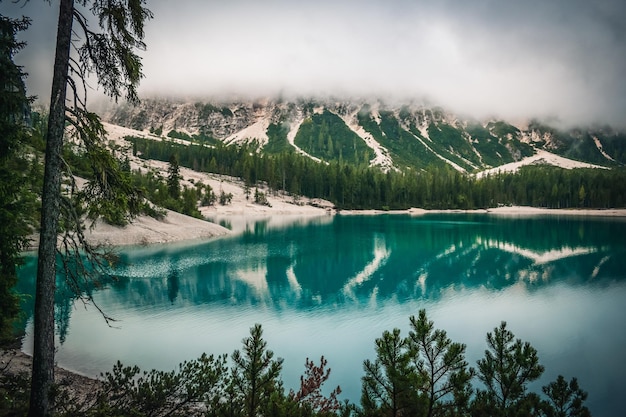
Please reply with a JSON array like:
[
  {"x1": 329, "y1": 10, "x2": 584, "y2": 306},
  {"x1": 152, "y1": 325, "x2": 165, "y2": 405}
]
[{"x1": 17, "y1": 214, "x2": 626, "y2": 416}]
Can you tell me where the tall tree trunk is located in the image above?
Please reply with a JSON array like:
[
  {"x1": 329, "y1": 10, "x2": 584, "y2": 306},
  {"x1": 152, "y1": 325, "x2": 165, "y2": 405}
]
[{"x1": 28, "y1": 0, "x2": 74, "y2": 415}]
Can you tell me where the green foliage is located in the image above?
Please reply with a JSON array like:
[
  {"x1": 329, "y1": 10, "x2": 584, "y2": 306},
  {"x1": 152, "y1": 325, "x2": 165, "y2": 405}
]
[
  {"x1": 466, "y1": 124, "x2": 514, "y2": 167},
  {"x1": 123, "y1": 99, "x2": 624, "y2": 170},
  {"x1": 228, "y1": 324, "x2": 284, "y2": 417},
  {"x1": 427, "y1": 124, "x2": 482, "y2": 168},
  {"x1": 487, "y1": 121, "x2": 520, "y2": 139},
  {"x1": 129, "y1": 134, "x2": 626, "y2": 211},
  {"x1": 167, "y1": 154, "x2": 181, "y2": 200},
  {"x1": 474, "y1": 321, "x2": 544, "y2": 416},
  {"x1": 150, "y1": 125, "x2": 163, "y2": 136},
  {"x1": 180, "y1": 187, "x2": 201, "y2": 218},
  {"x1": 526, "y1": 122, "x2": 616, "y2": 166},
  {"x1": 61, "y1": 111, "x2": 151, "y2": 227},
  {"x1": 254, "y1": 188, "x2": 270, "y2": 206},
  {"x1": 195, "y1": 102, "x2": 233, "y2": 119},
  {"x1": 295, "y1": 110, "x2": 373, "y2": 164},
  {"x1": 484, "y1": 121, "x2": 534, "y2": 161},
  {"x1": 594, "y1": 130, "x2": 626, "y2": 165},
  {"x1": 165, "y1": 129, "x2": 220, "y2": 146},
  {"x1": 0, "y1": 14, "x2": 31, "y2": 156},
  {"x1": 91, "y1": 353, "x2": 228, "y2": 417},
  {"x1": 360, "y1": 310, "x2": 474, "y2": 417},
  {"x1": 0, "y1": 368, "x2": 30, "y2": 416},
  {"x1": 361, "y1": 328, "x2": 423, "y2": 417},
  {"x1": 378, "y1": 111, "x2": 443, "y2": 170},
  {"x1": 167, "y1": 129, "x2": 193, "y2": 141},
  {"x1": 542, "y1": 375, "x2": 591, "y2": 417},
  {"x1": 398, "y1": 106, "x2": 412, "y2": 123},
  {"x1": 200, "y1": 183, "x2": 217, "y2": 206},
  {"x1": 28, "y1": 0, "x2": 155, "y2": 414},
  {"x1": 407, "y1": 310, "x2": 474, "y2": 417},
  {"x1": 219, "y1": 190, "x2": 233, "y2": 205},
  {"x1": 0, "y1": 317, "x2": 595, "y2": 417},
  {"x1": 0, "y1": 14, "x2": 38, "y2": 343},
  {"x1": 195, "y1": 131, "x2": 221, "y2": 146},
  {"x1": 77, "y1": 0, "x2": 153, "y2": 104},
  {"x1": 264, "y1": 122, "x2": 292, "y2": 154},
  {"x1": 356, "y1": 106, "x2": 443, "y2": 170},
  {"x1": 128, "y1": 168, "x2": 199, "y2": 218},
  {"x1": 361, "y1": 316, "x2": 591, "y2": 417}
]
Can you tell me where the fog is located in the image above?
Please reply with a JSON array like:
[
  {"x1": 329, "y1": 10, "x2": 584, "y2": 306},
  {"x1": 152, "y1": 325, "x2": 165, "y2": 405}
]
[{"x1": 4, "y1": 0, "x2": 626, "y2": 128}]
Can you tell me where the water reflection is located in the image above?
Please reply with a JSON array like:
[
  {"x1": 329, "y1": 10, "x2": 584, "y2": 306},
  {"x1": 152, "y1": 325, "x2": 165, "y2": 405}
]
[
  {"x1": 17, "y1": 214, "x2": 625, "y2": 327},
  {"x1": 167, "y1": 262, "x2": 180, "y2": 304},
  {"x1": 16, "y1": 214, "x2": 626, "y2": 417}
]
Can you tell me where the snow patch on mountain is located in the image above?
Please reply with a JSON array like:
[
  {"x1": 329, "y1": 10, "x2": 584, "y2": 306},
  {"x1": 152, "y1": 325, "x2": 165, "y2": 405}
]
[
  {"x1": 286, "y1": 116, "x2": 323, "y2": 163},
  {"x1": 224, "y1": 119, "x2": 270, "y2": 147},
  {"x1": 593, "y1": 136, "x2": 615, "y2": 162},
  {"x1": 408, "y1": 129, "x2": 467, "y2": 173},
  {"x1": 339, "y1": 111, "x2": 395, "y2": 172},
  {"x1": 102, "y1": 122, "x2": 152, "y2": 143},
  {"x1": 475, "y1": 150, "x2": 607, "y2": 179},
  {"x1": 101, "y1": 97, "x2": 625, "y2": 172},
  {"x1": 418, "y1": 124, "x2": 431, "y2": 142},
  {"x1": 102, "y1": 122, "x2": 196, "y2": 148}
]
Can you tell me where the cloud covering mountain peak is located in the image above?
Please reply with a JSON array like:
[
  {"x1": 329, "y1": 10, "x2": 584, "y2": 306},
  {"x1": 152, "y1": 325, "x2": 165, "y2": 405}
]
[{"x1": 6, "y1": 0, "x2": 626, "y2": 128}]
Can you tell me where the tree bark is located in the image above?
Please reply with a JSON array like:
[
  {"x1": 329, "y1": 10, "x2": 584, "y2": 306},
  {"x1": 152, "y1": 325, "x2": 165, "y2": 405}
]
[{"x1": 28, "y1": 0, "x2": 74, "y2": 415}]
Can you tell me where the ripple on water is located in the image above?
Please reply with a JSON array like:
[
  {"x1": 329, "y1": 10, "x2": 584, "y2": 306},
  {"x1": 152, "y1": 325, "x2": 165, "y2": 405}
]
[{"x1": 17, "y1": 215, "x2": 626, "y2": 417}]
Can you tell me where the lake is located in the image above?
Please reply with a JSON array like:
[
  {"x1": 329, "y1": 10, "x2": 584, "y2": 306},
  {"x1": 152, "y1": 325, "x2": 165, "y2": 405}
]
[{"x1": 17, "y1": 213, "x2": 626, "y2": 416}]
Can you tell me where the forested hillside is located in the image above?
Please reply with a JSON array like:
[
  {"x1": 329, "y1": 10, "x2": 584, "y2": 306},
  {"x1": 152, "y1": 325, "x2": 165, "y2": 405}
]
[
  {"x1": 128, "y1": 136, "x2": 626, "y2": 210},
  {"x1": 105, "y1": 98, "x2": 626, "y2": 173}
]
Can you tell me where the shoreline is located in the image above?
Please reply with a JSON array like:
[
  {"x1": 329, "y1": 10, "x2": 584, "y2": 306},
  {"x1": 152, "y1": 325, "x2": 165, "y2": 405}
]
[
  {"x1": 85, "y1": 205, "x2": 626, "y2": 247},
  {"x1": 340, "y1": 206, "x2": 626, "y2": 217},
  {"x1": 9, "y1": 123, "x2": 624, "y2": 408},
  {"x1": 0, "y1": 348, "x2": 101, "y2": 403},
  {"x1": 82, "y1": 204, "x2": 626, "y2": 248},
  {"x1": 25, "y1": 203, "x2": 626, "y2": 250},
  {"x1": 90, "y1": 123, "x2": 626, "y2": 247},
  {"x1": 12, "y1": 203, "x2": 626, "y2": 398}
]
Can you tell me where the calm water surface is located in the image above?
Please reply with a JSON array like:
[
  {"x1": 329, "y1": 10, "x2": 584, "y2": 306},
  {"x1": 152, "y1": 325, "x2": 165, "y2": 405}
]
[{"x1": 17, "y1": 214, "x2": 626, "y2": 417}]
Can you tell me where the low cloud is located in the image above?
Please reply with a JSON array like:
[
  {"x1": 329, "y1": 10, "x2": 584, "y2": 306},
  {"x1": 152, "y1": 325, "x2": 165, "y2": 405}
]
[{"x1": 6, "y1": 0, "x2": 626, "y2": 128}]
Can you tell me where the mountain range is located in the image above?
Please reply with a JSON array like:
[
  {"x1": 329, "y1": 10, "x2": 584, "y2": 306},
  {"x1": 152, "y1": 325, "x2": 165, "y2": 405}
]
[{"x1": 103, "y1": 97, "x2": 626, "y2": 174}]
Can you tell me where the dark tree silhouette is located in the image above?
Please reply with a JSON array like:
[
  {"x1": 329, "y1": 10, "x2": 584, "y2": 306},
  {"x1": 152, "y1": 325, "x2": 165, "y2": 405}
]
[
  {"x1": 473, "y1": 321, "x2": 544, "y2": 416},
  {"x1": 361, "y1": 328, "x2": 423, "y2": 417},
  {"x1": 0, "y1": 14, "x2": 36, "y2": 342},
  {"x1": 230, "y1": 324, "x2": 283, "y2": 417},
  {"x1": 407, "y1": 309, "x2": 474, "y2": 417},
  {"x1": 542, "y1": 375, "x2": 591, "y2": 417},
  {"x1": 29, "y1": 1, "x2": 152, "y2": 415}
]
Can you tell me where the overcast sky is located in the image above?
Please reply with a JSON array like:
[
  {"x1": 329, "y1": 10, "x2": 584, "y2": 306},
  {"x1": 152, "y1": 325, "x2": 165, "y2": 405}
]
[{"x1": 4, "y1": 0, "x2": 626, "y2": 127}]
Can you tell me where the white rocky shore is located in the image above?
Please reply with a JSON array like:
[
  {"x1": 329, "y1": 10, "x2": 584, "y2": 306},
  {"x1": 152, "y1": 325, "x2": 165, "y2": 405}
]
[
  {"x1": 11, "y1": 122, "x2": 626, "y2": 399},
  {"x1": 44, "y1": 121, "x2": 624, "y2": 248},
  {"x1": 79, "y1": 199, "x2": 626, "y2": 249}
]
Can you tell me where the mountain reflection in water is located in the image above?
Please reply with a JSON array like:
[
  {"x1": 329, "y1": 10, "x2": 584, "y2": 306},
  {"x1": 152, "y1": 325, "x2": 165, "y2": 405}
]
[{"x1": 17, "y1": 214, "x2": 626, "y2": 417}]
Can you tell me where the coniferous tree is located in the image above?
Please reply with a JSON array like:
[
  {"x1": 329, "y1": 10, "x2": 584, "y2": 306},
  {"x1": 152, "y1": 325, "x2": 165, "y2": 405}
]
[
  {"x1": 361, "y1": 328, "x2": 423, "y2": 417},
  {"x1": 407, "y1": 310, "x2": 474, "y2": 417},
  {"x1": 473, "y1": 322, "x2": 544, "y2": 417},
  {"x1": 167, "y1": 153, "x2": 181, "y2": 200},
  {"x1": 0, "y1": 13, "x2": 36, "y2": 343},
  {"x1": 228, "y1": 324, "x2": 284, "y2": 417},
  {"x1": 29, "y1": 1, "x2": 152, "y2": 415},
  {"x1": 181, "y1": 187, "x2": 201, "y2": 218},
  {"x1": 541, "y1": 375, "x2": 591, "y2": 417}
]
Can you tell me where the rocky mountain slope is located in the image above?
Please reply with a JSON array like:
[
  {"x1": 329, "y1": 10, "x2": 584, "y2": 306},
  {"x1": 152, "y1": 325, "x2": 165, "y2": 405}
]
[{"x1": 103, "y1": 97, "x2": 626, "y2": 173}]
